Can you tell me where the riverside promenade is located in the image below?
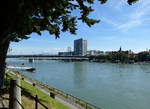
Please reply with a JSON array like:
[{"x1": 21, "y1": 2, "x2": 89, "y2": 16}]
[
  {"x1": 7, "y1": 70, "x2": 99, "y2": 109},
  {"x1": 0, "y1": 71, "x2": 80, "y2": 109},
  {"x1": 22, "y1": 75, "x2": 81, "y2": 109}
]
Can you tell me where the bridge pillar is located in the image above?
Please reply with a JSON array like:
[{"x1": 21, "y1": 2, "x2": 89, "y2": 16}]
[{"x1": 29, "y1": 59, "x2": 34, "y2": 63}]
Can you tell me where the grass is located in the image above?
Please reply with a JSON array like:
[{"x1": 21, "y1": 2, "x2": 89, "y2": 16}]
[{"x1": 5, "y1": 71, "x2": 70, "y2": 109}]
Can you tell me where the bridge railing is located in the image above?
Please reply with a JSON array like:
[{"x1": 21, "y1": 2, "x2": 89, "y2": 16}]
[{"x1": 7, "y1": 55, "x2": 88, "y2": 58}]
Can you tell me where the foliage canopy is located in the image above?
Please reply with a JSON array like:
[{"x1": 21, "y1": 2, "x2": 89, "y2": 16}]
[{"x1": 0, "y1": 0, "x2": 139, "y2": 45}]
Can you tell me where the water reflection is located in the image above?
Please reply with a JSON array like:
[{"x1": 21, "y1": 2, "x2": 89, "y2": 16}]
[
  {"x1": 73, "y1": 62, "x2": 87, "y2": 88},
  {"x1": 139, "y1": 64, "x2": 150, "y2": 74}
]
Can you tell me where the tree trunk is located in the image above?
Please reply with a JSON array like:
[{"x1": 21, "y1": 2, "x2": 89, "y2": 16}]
[{"x1": 0, "y1": 39, "x2": 10, "y2": 87}]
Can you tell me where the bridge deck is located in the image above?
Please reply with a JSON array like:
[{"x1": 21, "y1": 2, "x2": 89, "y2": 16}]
[{"x1": 7, "y1": 55, "x2": 89, "y2": 61}]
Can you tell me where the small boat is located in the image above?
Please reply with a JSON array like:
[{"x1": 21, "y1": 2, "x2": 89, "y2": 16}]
[
  {"x1": 7, "y1": 66, "x2": 36, "y2": 72},
  {"x1": 26, "y1": 68, "x2": 36, "y2": 72}
]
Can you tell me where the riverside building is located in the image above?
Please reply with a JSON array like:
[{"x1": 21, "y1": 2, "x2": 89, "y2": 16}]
[{"x1": 74, "y1": 38, "x2": 87, "y2": 56}]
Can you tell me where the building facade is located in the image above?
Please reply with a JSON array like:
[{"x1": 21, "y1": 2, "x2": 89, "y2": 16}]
[
  {"x1": 74, "y1": 38, "x2": 87, "y2": 56},
  {"x1": 58, "y1": 52, "x2": 74, "y2": 56},
  {"x1": 87, "y1": 50, "x2": 104, "y2": 56}
]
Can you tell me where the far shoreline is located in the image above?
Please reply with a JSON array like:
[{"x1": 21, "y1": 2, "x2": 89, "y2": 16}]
[{"x1": 88, "y1": 60, "x2": 150, "y2": 65}]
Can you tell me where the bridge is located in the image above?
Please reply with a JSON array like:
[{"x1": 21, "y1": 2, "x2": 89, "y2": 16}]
[{"x1": 7, "y1": 55, "x2": 89, "y2": 61}]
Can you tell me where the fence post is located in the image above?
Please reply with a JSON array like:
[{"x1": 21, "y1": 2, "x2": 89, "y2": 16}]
[
  {"x1": 9, "y1": 78, "x2": 21, "y2": 109},
  {"x1": 35, "y1": 95, "x2": 38, "y2": 109},
  {"x1": 50, "y1": 92, "x2": 55, "y2": 99},
  {"x1": 5, "y1": 73, "x2": 8, "y2": 88},
  {"x1": 85, "y1": 103, "x2": 88, "y2": 109}
]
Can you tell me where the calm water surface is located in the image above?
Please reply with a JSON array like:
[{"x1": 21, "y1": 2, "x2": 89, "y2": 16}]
[{"x1": 6, "y1": 58, "x2": 150, "y2": 109}]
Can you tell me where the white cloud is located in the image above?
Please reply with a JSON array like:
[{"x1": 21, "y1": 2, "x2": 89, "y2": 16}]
[
  {"x1": 101, "y1": 17, "x2": 118, "y2": 27},
  {"x1": 117, "y1": 0, "x2": 150, "y2": 31},
  {"x1": 114, "y1": 0, "x2": 126, "y2": 10},
  {"x1": 101, "y1": 0, "x2": 150, "y2": 32},
  {"x1": 117, "y1": 20, "x2": 141, "y2": 31},
  {"x1": 107, "y1": 0, "x2": 126, "y2": 10}
]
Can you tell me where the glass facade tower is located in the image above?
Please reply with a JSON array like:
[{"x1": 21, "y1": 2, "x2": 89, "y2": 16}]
[{"x1": 74, "y1": 38, "x2": 87, "y2": 56}]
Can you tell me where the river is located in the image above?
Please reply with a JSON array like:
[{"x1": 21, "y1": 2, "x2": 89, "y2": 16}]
[{"x1": 6, "y1": 58, "x2": 150, "y2": 109}]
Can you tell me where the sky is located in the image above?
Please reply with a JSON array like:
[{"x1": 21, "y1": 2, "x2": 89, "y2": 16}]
[{"x1": 10, "y1": 0, "x2": 150, "y2": 55}]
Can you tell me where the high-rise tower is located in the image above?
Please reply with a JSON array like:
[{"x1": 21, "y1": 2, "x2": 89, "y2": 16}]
[{"x1": 74, "y1": 38, "x2": 87, "y2": 56}]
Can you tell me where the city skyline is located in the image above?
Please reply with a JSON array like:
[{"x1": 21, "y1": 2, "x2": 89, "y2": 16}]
[
  {"x1": 9, "y1": 36, "x2": 150, "y2": 55},
  {"x1": 9, "y1": 38, "x2": 150, "y2": 55},
  {"x1": 10, "y1": 0, "x2": 150, "y2": 55}
]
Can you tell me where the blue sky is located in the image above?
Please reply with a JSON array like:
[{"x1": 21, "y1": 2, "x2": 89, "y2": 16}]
[{"x1": 10, "y1": 0, "x2": 150, "y2": 55}]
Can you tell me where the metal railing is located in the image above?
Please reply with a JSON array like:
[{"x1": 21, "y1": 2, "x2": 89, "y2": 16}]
[
  {"x1": 20, "y1": 76, "x2": 102, "y2": 109},
  {"x1": 49, "y1": 87, "x2": 101, "y2": 109}
]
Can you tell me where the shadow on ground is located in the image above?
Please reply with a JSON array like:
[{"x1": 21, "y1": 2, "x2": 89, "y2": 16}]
[{"x1": 0, "y1": 88, "x2": 9, "y2": 109}]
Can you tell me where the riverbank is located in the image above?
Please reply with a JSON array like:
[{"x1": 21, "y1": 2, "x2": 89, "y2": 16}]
[
  {"x1": 89, "y1": 59, "x2": 150, "y2": 64},
  {"x1": 5, "y1": 69, "x2": 101, "y2": 109},
  {"x1": 4, "y1": 70, "x2": 71, "y2": 109}
]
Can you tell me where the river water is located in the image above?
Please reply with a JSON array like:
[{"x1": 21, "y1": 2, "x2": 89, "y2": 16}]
[{"x1": 6, "y1": 58, "x2": 150, "y2": 109}]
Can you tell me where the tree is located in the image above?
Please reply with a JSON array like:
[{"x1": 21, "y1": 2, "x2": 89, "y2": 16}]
[
  {"x1": 114, "y1": 52, "x2": 128, "y2": 63},
  {"x1": 138, "y1": 52, "x2": 150, "y2": 62},
  {"x1": 0, "y1": 0, "x2": 139, "y2": 87}
]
